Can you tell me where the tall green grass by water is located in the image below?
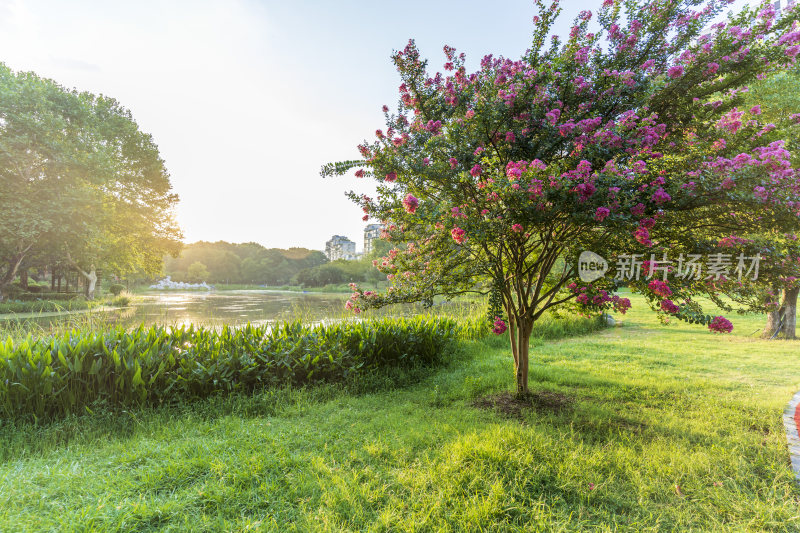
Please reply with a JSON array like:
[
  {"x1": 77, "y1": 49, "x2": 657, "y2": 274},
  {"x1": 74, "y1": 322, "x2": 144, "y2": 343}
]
[
  {"x1": 0, "y1": 317, "x2": 461, "y2": 420},
  {"x1": 0, "y1": 310, "x2": 604, "y2": 421}
]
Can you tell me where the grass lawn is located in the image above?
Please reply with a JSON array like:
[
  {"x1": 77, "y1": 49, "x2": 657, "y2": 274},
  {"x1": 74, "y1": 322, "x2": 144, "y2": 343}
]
[{"x1": 1, "y1": 295, "x2": 799, "y2": 531}]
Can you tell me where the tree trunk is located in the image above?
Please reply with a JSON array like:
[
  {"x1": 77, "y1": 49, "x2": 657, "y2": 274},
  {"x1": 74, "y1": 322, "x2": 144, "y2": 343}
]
[
  {"x1": 76, "y1": 267, "x2": 97, "y2": 299},
  {"x1": 64, "y1": 252, "x2": 98, "y2": 300},
  {"x1": 763, "y1": 286, "x2": 783, "y2": 339},
  {"x1": 508, "y1": 316, "x2": 519, "y2": 370},
  {"x1": 782, "y1": 287, "x2": 799, "y2": 340},
  {"x1": 762, "y1": 306, "x2": 783, "y2": 338},
  {"x1": 0, "y1": 249, "x2": 30, "y2": 301},
  {"x1": 511, "y1": 318, "x2": 532, "y2": 397},
  {"x1": 516, "y1": 332, "x2": 530, "y2": 397},
  {"x1": 77, "y1": 268, "x2": 98, "y2": 299},
  {"x1": 19, "y1": 268, "x2": 28, "y2": 290},
  {"x1": 762, "y1": 287, "x2": 799, "y2": 339},
  {"x1": 50, "y1": 265, "x2": 56, "y2": 291}
]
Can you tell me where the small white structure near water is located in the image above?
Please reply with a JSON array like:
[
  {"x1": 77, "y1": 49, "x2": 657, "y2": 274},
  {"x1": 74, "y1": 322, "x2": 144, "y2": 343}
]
[{"x1": 149, "y1": 276, "x2": 212, "y2": 290}]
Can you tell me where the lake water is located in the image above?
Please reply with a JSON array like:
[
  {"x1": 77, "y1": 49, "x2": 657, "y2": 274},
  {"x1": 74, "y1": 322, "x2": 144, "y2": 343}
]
[
  {"x1": 1, "y1": 290, "x2": 349, "y2": 330},
  {"x1": 112, "y1": 290, "x2": 349, "y2": 328},
  {"x1": 3, "y1": 289, "x2": 479, "y2": 332}
]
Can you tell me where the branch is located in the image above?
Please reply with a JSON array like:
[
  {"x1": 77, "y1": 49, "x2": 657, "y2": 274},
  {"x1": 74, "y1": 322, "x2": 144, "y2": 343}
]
[{"x1": 65, "y1": 251, "x2": 91, "y2": 280}]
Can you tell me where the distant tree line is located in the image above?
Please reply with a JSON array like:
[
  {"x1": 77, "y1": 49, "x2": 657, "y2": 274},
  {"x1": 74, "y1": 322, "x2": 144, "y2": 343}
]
[{"x1": 165, "y1": 241, "x2": 387, "y2": 288}]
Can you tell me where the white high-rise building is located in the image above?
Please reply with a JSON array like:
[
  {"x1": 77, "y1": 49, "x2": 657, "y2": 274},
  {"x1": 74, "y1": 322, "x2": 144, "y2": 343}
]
[
  {"x1": 325, "y1": 235, "x2": 357, "y2": 261},
  {"x1": 363, "y1": 224, "x2": 384, "y2": 255}
]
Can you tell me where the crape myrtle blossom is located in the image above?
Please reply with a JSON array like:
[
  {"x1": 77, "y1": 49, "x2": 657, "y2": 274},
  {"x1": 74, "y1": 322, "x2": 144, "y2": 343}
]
[
  {"x1": 660, "y1": 299, "x2": 680, "y2": 314},
  {"x1": 492, "y1": 317, "x2": 508, "y2": 335},
  {"x1": 325, "y1": 0, "x2": 800, "y2": 395},
  {"x1": 708, "y1": 316, "x2": 734, "y2": 333},
  {"x1": 402, "y1": 194, "x2": 419, "y2": 213},
  {"x1": 648, "y1": 280, "x2": 672, "y2": 298}
]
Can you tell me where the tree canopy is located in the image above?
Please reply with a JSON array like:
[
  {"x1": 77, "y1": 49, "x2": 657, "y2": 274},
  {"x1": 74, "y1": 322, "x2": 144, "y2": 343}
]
[
  {"x1": 0, "y1": 63, "x2": 182, "y2": 298},
  {"x1": 325, "y1": 0, "x2": 800, "y2": 394}
]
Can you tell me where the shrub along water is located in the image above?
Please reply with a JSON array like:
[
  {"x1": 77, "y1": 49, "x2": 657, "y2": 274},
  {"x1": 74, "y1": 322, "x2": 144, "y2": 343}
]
[{"x1": 0, "y1": 317, "x2": 461, "y2": 419}]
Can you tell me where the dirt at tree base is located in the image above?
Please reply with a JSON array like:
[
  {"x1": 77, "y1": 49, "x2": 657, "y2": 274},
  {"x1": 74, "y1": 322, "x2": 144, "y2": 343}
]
[{"x1": 472, "y1": 390, "x2": 574, "y2": 422}]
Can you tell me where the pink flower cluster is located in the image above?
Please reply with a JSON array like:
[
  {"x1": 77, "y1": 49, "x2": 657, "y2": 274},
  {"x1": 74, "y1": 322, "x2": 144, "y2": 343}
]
[
  {"x1": 402, "y1": 194, "x2": 419, "y2": 213},
  {"x1": 667, "y1": 65, "x2": 684, "y2": 78},
  {"x1": 648, "y1": 279, "x2": 672, "y2": 297},
  {"x1": 718, "y1": 235, "x2": 752, "y2": 247},
  {"x1": 651, "y1": 188, "x2": 671, "y2": 205},
  {"x1": 708, "y1": 316, "x2": 733, "y2": 333},
  {"x1": 568, "y1": 283, "x2": 631, "y2": 314},
  {"x1": 631, "y1": 203, "x2": 646, "y2": 217},
  {"x1": 715, "y1": 108, "x2": 744, "y2": 134},
  {"x1": 660, "y1": 299, "x2": 680, "y2": 314},
  {"x1": 633, "y1": 226, "x2": 652, "y2": 247},
  {"x1": 426, "y1": 120, "x2": 443, "y2": 135},
  {"x1": 492, "y1": 317, "x2": 507, "y2": 335},
  {"x1": 451, "y1": 227, "x2": 466, "y2": 244},
  {"x1": 346, "y1": 287, "x2": 363, "y2": 314}
]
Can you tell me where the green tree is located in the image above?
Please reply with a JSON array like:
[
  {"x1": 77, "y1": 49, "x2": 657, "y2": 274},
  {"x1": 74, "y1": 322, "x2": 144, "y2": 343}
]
[
  {"x1": 0, "y1": 63, "x2": 182, "y2": 299},
  {"x1": 294, "y1": 264, "x2": 346, "y2": 287},
  {"x1": 165, "y1": 242, "x2": 329, "y2": 285},
  {"x1": 187, "y1": 262, "x2": 210, "y2": 283}
]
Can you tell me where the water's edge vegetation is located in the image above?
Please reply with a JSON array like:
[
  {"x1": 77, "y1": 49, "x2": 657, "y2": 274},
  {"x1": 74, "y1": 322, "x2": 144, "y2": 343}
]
[
  {"x1": 0, "y1": 314, "x2": 605, "y2": 421},
  {"x1": 1, "y1": 305, "x2": 797, "y2": 531}
]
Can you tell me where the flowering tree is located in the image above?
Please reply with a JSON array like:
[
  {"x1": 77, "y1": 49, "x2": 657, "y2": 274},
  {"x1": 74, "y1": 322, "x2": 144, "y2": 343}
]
[
  {"x1": 324, "y1": 0, "x2": 800, "y2": 395},
  {"x1": 734, "y1": 68, "x2": 800, "y2": 337}
]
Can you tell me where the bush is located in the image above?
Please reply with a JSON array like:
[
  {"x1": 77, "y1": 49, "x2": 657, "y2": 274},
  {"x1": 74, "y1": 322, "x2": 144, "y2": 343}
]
[
  {"x1": 26, "y1": 284, "x2": 49, "y2": 294},
  {"x1": 0, "y1": 317, "x2": 460, "y2": 419},
  {"x1": 4, "y1": 285, "x2": 24, "y2": 300},
  {"x1": 14, "y1": 292, "x2": 80, "y2": 302},
  {"x1": 109, "y1": 284, "x2": 125, "y2": 296},
  {"x1": 109, "y1": 292, "x2": 131, "y2": 307}
]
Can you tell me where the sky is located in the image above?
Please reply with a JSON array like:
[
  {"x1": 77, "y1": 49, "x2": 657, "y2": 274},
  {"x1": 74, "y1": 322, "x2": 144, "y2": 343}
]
[{"x1": 0, "y1": 0, "x2": 758, "y2": 252}]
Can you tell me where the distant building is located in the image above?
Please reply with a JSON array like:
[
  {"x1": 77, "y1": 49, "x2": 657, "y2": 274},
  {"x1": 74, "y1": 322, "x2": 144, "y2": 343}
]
[
  {"x1": 325, "y1": 235, "x2": 357, "y2": 261},
  {"x1": 363, "y1": 224, "x2": 384, "y2": 256}
]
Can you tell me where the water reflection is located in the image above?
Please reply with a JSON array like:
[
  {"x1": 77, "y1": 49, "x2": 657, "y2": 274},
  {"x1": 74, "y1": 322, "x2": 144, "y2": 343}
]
[
  {"x1": 3, "y1": 290, "x2": 479, "y2": 333},
  {"x1": 114, "y1": 290, "x2": 347, "y2": 328}
]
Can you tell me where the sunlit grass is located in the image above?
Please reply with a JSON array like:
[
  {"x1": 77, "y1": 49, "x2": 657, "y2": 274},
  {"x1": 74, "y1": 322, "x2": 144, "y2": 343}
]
[{"x1": 0, "y1": 295, "x2": 798, "y2": 531}]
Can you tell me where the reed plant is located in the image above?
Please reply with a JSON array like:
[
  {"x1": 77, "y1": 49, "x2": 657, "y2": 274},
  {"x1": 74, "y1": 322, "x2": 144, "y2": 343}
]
[{"x1": 0, "y1": 316, "x2": 460, "y2": 419}]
